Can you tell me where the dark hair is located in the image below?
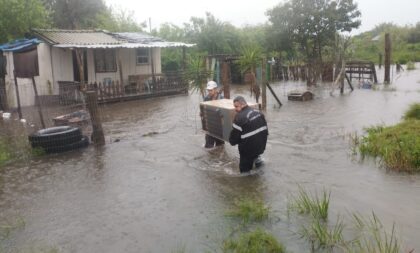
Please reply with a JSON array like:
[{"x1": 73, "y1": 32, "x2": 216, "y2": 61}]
[{"x1": 233, "y1": 96, "x2": 247, "y2": 105}]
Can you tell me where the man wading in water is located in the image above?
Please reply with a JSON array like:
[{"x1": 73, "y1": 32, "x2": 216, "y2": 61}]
[
  {"x1": 229, "y1": 96, "x2": 268, "y2": 173},
  {"x1": 203, "y1": 81, "x2": 225, "y2": 149}
]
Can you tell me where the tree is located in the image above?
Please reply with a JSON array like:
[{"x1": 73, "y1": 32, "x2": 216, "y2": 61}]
[
  {"x1": 0, "y1": 0, "x2": 50, "y2": 43},
  {"x1": 96, "y1": 7, "x2": 146, "y2": 32},
  {"x1": 184, "y1": 12, "x2": 240, "y2": 55},
  {"x1": 42, "y1": 0, "x2": 107, "y2": 29},
  {"x1": 266, "y1": 0, "x2": 361, "y2": 85}
]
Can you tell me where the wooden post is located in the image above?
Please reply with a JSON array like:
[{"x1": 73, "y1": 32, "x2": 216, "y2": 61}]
[
  {"x1": 378, "y1": 53, "x2": 382, "y2": 69},
  {"x1": 182, "y1": 47, "x2": 186, "y2": 72},
  {"x1": 266, "y1": 82, "x2": 282, "y2": 106},
  {"x1": 0, "y1": 78, "x2": 7, "y2": 111},
  {"x1": 13, "y1": 71, "x2": 22, "y2": 119},
  {"x1": 261, "y1": 58, "x2": 267, "y2": 109},
  {"x1": 31, "y1": 77, "x2": 46, "y2": 128},
  {"x1": 85, "y1": 91, "x2": 105, "y2": 145},
  {"x1": 150, "y1": 48, "x2": 156, "y2": 87},
  {"x1": 221, "y1": 61, "x2": 230, "y2": 99},
  {"x1": 384, "y1": 33, "x2": 391, "y2": 84}
]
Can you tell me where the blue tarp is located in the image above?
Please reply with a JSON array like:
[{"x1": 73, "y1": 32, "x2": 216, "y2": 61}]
[{"x1": 0, "y1": 38, "x2": 41, "y2": 52}]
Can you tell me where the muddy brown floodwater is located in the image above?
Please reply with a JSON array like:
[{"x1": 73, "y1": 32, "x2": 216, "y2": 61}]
[{"x1": 1, "y1": 66, "x2": 420, "y2": 252}]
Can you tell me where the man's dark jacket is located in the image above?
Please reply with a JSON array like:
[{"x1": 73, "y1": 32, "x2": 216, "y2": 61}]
[{"x1": 229, "y1": 106, "x2": 268, "y2": 157}]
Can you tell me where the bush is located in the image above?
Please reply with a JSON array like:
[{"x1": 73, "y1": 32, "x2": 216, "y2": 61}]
[
  {"x1": 406, "y1": 61, "x2": 416, "y2": 70},
  {"x1": 0, "y1": 139, "x2": 12, "y2": 167},
  {"x1": 223, "y1": 229, "x2": 285, "y2": 253},
  {"x1": 403, "y1": 103, "x2": 420, "y2": 120},
  {"x1": 359, "y1": 120, "x2": 420, "y2": 172}
]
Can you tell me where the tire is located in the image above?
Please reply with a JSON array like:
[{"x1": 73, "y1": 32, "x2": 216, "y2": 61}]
[
  {"x1": 29, "y1": 126, "x2": 82, "y2": 148},
  {"x1": 43, "y1": 135, "x2": 89, "y2": 153}
]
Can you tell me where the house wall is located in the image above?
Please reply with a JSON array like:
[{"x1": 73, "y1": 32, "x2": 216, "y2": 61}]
[
  {"x1": 3, "y1": 43, "x2": 57, "y2": 108},
  {"x1": 87, "y1": 48, "x2": 161, "y2": 85},
  {"x1": 51, "y1": 46, "x2": 74, "y2": 94},
  {"x1": 2, "y1": 45, "x2": 163, "y2": 108}
]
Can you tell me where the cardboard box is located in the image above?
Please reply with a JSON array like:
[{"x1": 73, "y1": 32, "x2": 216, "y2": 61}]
[{"x1": 200, "y1": 99, "x2": 259, "y2": 142}]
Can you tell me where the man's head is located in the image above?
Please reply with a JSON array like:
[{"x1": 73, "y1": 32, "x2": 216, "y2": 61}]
[
  {"x1": 233, "y1": 96, "x2": 247, "y2": 112},
  {"x1": 206, "y1": 81, "x2": 218, "y2": 97}
]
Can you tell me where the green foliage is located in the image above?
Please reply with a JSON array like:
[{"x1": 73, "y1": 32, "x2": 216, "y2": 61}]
[
  {"x1": 223, "y1": 229, "x2": 285, "y2": 253},
  {"x1": 237, "y1": 45, "x2": 262, "y2": 74},
  {"x1": 406, "y1": 61, "x2": 416, "y2": 70},
  {"x1": 96, "y1": 7, "x2": 145, "y2": 32},
  {"x1": 225, "y1": 198, "x2": 270, "y2": 224},
  {"x1": 0, "y1": 0, "x2": 50, "y2": 43},
  {"x1": 183, "y1": 13, "x2": 241, "y2": 55},
  {"x1": 299, "y1": 218, "x2": 344, "y2": 251},
  {"x1": 288, "y1": 186, "x2": 330, "y2": 221},
  {"x1": 0, "y1": 217, "x2": 25, "y2": 240},
  {"x1": 266, "y1": 0, "x2": 361, "y2": 65},
  {"x1": 358, "y1": 120, "x2": 420, "y2": 172},
  {"x1": 43, "y1": 0, "x2": 107, "y2": 29},
  {"x1": 349, "y1": 213, "x2": 401, "y2": 253},
  {"x1": 0, "y1": 139, "x2": 12, "y2": 167},
  {"x1": 352, "y1": 23, "x2": 420, "y2": 64},
  {"x1": 183, "y1": 54, "x2": 212, "y2": 98},
  {"x1": 403, "y1": 103, "x2": 420, "y2": 120}
]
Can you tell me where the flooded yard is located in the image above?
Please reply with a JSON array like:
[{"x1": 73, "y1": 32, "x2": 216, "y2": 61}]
[{"x1": 1, "y1": 66, "x2": 420, "y2": 252}]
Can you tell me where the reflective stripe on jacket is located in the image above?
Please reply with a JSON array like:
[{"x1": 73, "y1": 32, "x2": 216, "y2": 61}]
[{"x1": 229, "y1": 106, "x2": 268, "y2": 157}]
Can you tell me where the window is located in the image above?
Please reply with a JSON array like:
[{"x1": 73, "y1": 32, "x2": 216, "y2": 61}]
[
  {"x1": 136, "y1": 48, "x2": 149, "y2": 65},
  {"x1": 94, "y1": 49, "x2": 116, "y2": 72}
]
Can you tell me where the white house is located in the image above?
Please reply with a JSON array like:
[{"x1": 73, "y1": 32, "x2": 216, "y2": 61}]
[{"x1": 0, "y1": 29, "x2": 194, "y2": 108}]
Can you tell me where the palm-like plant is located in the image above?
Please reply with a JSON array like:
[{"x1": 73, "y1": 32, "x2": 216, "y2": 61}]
[
  {"x1": 238, "y1": 45, "x2": 262, "y2": 102},
  {"x1": 183, "y1": 54, "x2": 212, "y2": 99}
]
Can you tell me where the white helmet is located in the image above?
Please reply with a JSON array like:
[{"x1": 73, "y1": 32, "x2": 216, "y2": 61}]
[{"x1": 206, "y1": 81, "x2": 218, "y2": 90}]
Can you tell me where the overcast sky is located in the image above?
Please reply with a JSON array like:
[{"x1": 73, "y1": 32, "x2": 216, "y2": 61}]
[{"x1": 105, "y1": 0, "x2": 419, "y2": 34}]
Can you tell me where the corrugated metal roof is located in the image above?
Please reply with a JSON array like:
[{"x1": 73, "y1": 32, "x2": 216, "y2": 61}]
[
  {"x1": 112, "y1": 32, "x2": 164, "y2": 43},
  {"x1": 32, "y1": 29, "x2": 123, "y2": 45},
  {"x1": 32, "y1": 29, "x2": 195, "y2": 48},
  {"x1": 54, "y1": 42, "x2": 195, "y2": 49}
]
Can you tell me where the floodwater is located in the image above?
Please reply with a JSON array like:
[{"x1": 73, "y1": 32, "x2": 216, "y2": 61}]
[{"x1": 1, "y1": 66, "x2": 420, "y2": 252}]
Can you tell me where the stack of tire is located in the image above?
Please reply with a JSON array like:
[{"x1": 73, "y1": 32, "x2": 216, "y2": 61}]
[{"x1": 28, "y1": 126, "x2": 89, "y2": 153}]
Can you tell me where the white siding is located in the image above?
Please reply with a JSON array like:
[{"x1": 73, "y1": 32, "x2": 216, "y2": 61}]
[
  {"x1": 90, "y1": 48, "x2": 161, "y2": 85},
  {"x1": 51, "y1": 47, "x2": 73, "y2": 93},
  {"x1": 3, "y1": 43, "x2": 57, "y2": 107}
]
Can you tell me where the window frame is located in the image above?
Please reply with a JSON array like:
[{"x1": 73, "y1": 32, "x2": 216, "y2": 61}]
[
  {"x1": 94, "y1": 49, "x2": 117, "y2": 73},
  {"x1": 136, "y1": 48, "x2": 150, "y2": 65}
]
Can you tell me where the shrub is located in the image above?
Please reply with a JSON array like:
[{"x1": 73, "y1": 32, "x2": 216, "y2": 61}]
[
  {"x1": 225, "y1": 198, "x2": 270, "y2": 224},
  {"x1": 359, "y1": 120, "x2": 420, "y2": 172},
  {"x1": 403, "y1": 103, "x2": 420, "y2": 120},
  {"x1": 223, "y1": 229, "x2": 285, "y2": 253}
]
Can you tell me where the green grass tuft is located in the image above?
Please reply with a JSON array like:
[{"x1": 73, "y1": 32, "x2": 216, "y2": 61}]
[
  {"x1": 225, "y1": 198, "x2": 270, "y2": 224},
  {"x1": 299, "y1": 217, "x2": 344, "y2": 251},
  {"x1": 359, "y1": 120, "x2": 420, "y2": 172},
  {"x1": 403, "y1": 103, "x2": 420, "y2": 120},
  {"x1": 288, "y1": 186, "x2": 330, "y2": 221},
  {"x1": 348, "y1": 212, "x2": 401, "y2": 253},
  {"x1": 222, "y1": 228, "x2": 285, "y2": 253}
]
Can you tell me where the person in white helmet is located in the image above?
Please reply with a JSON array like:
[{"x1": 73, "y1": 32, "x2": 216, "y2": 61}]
[{"x1": 203, "y1": 80, "x2": 224, "y2": 148}]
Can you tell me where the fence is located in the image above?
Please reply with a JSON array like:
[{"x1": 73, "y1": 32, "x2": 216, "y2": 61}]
[{"x1": 59, "y1": 72, "x2": 187, "y2": 105}]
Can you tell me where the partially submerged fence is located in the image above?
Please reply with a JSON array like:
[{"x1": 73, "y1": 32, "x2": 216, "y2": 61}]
[{"x1": 59, "y1": 72, "x2": 187, "y2": 105}]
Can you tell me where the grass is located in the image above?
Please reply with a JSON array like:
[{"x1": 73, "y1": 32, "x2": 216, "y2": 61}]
[
  {"x1": 358, "y1": 120, "x2": 420, "y2": 172},
  {"x1": 0, "y1": 217, "x2": 26, "y2": 240},
  {"x1": 225, "y1": 198, "x2": 270, "y2": 224},
  {"x1": 348, "y1": 212, "x2": 401, "y2": 253},
  {"x1": 0, "y1": 139, "x2": 11, "y2": 167},
  {"x1": 299, "y1": 217, "x2": 345, "y2": 252},
  {"x1": 406, "y1": 61, "x2": 416, "y2": 70},
  {"x1": 288, "y1": 186, "x2": 330, "y2": 221},
  {"x1": 403, "y1": 103, "x2": 420, "y2": 120},
  {"x1": 222, "y1": 228, "x2": 285, "y2": 253}
]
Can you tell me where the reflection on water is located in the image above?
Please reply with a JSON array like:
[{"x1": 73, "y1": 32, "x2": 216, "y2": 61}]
[{"x1": 1, "y1": 65, "x2": 420, "y2": 252}]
